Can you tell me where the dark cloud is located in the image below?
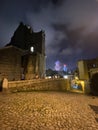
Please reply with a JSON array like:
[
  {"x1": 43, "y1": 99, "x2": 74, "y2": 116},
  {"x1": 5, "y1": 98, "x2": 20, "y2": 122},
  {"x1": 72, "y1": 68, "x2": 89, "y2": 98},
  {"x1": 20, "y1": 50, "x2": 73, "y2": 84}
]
[
  {"x1": 0, "y1": 0, "x2": 98, "y2": 70},
  {"x1": 81, "y1": 30, "x2": 98, "y2": 58},
  {"x1": 52, "y1": 23, "x2": 85, "y2": 45}
]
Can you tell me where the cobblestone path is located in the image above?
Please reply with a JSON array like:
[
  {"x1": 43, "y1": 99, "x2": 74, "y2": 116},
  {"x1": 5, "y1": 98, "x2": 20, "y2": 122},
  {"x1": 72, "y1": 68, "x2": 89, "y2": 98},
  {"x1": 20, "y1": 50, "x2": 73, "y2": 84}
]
[{"x1": 0, "y1": 92, "x2": 98, "y2": 130}]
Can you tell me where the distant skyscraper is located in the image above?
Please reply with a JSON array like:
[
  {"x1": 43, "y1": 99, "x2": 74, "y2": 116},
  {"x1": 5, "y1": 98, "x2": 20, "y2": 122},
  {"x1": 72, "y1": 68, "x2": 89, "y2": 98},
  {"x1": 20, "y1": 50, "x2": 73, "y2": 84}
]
[{"x1": 63, "y1": 64, "x2": 67, "y2": 72}]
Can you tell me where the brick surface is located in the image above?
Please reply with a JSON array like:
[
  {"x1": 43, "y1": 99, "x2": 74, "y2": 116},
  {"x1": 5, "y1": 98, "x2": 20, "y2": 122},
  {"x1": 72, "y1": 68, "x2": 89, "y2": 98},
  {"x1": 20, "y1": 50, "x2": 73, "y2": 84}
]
[{"x1": 0, "y1": 92, "x2": 98, "y2": 130}]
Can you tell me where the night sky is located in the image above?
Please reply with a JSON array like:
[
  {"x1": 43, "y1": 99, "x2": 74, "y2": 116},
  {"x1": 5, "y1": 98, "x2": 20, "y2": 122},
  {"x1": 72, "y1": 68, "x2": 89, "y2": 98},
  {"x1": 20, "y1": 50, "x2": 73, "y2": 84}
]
[{"x1": 0, "y1": 0, "x2": 98, "y2": 70}]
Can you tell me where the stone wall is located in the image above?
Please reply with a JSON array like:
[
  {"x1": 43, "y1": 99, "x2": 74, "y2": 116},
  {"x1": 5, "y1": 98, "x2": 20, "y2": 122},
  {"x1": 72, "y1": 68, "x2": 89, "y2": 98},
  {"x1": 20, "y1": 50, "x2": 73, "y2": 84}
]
[
  {"x1": 0, "y1": 46, "x2": 23, "y2": 81},
  {"x1": 8, "y1": 79, "x2": 70, "y2": 92}
]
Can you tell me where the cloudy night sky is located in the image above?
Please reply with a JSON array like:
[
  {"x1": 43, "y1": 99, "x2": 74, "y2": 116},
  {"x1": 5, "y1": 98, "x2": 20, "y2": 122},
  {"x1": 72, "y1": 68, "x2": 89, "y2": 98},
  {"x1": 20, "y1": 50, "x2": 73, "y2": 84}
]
[{"x1": 0, "y1": 0, "x2": 98, "y2": 70}]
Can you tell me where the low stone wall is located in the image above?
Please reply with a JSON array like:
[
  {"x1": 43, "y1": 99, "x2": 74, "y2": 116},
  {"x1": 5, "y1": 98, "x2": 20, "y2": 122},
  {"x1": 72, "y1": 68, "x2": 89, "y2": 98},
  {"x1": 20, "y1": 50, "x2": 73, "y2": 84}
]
[{"x1": 8, "y1": 79, "x2": 70, "y2": 92}]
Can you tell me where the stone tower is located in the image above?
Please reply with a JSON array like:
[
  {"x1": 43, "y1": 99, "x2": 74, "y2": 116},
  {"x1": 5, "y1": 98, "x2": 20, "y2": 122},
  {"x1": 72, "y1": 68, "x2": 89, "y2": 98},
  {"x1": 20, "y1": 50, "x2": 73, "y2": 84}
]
[{"x1": 7, "y1": 22, "x2": 46, "y2": 79}]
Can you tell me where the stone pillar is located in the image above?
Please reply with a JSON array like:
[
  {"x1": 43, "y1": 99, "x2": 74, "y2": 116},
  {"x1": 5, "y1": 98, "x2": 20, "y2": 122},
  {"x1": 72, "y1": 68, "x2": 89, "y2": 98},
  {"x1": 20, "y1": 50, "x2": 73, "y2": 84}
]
[
  {"x1": 25, "y1": 54, "x2": 36, "y2": 79},
  {"x1": 2, "y1": 78, "x2": 8, "y2": 92},
  {"x1": 35, "y1": 53, "x2": 39, "y2": 75}
]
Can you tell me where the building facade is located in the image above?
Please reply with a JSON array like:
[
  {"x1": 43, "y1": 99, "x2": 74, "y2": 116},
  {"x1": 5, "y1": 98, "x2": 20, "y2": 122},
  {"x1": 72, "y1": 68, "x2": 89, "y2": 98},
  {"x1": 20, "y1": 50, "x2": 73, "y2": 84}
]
[
  {"x1": 77, "y1": 58, "x2": 98, "y2": 80},
  {"x1": 0, "y1": 46, "x2": 23, "y2": 81},
  {"x1": 0, "y1": 22, "x2": 46, "y2": 81}
]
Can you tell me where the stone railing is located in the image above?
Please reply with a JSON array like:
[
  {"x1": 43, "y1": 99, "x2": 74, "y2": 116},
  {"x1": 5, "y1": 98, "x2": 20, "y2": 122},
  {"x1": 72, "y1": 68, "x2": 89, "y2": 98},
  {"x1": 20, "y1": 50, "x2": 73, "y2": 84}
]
[
  {"x1": 7, "y1": 78, "x2": 70, "y2": 92},
  {"x1": 0, "y1": 78, "x2": 91, "y2": 94}
]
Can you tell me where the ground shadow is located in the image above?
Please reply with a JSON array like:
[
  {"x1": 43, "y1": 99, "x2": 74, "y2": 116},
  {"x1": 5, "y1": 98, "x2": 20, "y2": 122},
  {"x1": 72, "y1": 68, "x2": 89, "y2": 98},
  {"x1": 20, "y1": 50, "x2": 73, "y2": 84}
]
[{"x1": 89, "y1": 104, "x2": 98, "y2": 122}]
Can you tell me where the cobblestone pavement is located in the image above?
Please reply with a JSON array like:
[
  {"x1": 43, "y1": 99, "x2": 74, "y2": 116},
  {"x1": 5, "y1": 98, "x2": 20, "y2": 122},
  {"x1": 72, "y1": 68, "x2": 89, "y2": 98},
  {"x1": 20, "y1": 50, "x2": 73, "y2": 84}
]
[{"x1": 0, "y1": 92, "x2": 98, "y2": 130}]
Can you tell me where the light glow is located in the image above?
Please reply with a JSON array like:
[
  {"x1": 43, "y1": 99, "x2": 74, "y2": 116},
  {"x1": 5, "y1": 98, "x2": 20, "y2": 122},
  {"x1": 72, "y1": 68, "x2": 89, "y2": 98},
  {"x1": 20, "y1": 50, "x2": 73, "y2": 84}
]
[
  {"x1": 55, "y1": 60, "x2": 61, "y2": 71},
  {"x1": 30, "y1": 46, "x2": 34, "y2": 52},
  {"x1": 63, "y1": 75, "x2": 68, "y2": 79}
]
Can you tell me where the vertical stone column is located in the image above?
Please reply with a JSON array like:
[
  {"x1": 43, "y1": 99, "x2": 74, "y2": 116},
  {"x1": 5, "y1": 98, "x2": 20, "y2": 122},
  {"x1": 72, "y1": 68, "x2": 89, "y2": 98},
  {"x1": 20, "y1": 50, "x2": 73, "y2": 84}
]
[
  {"x1": 2, "y1": 78, "x2": 8, "y2": 92},
  {"x1": 25, "y1": 54, "x2": 36, "y2": 79},
  {"x1": 35, "y1": 53, "x2": 39, "y2": 76}
]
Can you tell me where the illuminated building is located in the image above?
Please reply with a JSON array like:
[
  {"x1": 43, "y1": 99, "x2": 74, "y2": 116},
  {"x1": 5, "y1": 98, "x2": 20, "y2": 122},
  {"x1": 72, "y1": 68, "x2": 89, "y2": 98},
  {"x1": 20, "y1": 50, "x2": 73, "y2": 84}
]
[
  {"x1": 77, "y1": 58, "x2": 98, "y2": 80},
  {"x1": 0, "y1": 22, "x2": 45, "y2": 80}
]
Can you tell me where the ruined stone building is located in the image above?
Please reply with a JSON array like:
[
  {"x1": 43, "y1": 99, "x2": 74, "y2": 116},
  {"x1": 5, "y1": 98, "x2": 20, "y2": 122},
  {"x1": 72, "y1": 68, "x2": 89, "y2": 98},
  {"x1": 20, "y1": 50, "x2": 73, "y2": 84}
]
[
  {"x1": 77, "y1": 58, "x2": 98, "y2": 80},
  {"x1": 0, "y1": 22, "x2": 46, "y2": 81}
]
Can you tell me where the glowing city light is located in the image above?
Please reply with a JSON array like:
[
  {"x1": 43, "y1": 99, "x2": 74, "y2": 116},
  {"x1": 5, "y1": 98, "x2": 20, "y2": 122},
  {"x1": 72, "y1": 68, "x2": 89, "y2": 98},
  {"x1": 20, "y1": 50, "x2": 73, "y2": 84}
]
[
  {"x1": 63, "y1": 64, "x2": 67, "y2": 72},
  {"x1": 63, "y1": 75, "x2": 68, "y2": 79},
  {"x1": 55, "y1": 60, "x2": 62, "y2": 71}
]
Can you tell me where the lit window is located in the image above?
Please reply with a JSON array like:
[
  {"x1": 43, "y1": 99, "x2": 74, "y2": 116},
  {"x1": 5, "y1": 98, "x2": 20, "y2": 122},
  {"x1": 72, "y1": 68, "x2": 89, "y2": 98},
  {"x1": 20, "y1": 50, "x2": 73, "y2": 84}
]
[{"x1": 30, "y1": 46, "x2": 34, "y2": 52}]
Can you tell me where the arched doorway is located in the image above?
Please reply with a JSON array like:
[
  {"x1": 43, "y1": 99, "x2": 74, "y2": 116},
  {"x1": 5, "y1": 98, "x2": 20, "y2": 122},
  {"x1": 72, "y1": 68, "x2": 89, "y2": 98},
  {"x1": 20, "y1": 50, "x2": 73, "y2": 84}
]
[{"x1": 70, "y1": 79, "x2": 85, "y2": 93}]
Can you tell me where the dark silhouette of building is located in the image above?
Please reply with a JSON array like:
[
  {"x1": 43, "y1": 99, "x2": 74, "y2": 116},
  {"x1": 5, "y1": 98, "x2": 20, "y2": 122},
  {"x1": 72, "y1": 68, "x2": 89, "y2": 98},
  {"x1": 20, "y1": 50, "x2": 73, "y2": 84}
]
[
  {"x1": 0, "y1": 22, "x2": 46, "y2": 81},
  {"x1": 7, "y1": 22, "x2": 45, "y2": 54}
]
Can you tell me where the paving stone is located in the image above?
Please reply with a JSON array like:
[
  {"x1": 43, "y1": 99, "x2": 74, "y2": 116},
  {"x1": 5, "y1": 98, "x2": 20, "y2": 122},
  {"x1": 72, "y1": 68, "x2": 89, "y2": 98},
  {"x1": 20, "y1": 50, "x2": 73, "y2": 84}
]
[{"x1": 0, "y1": 92, "x2": 98, "y2": 129}]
